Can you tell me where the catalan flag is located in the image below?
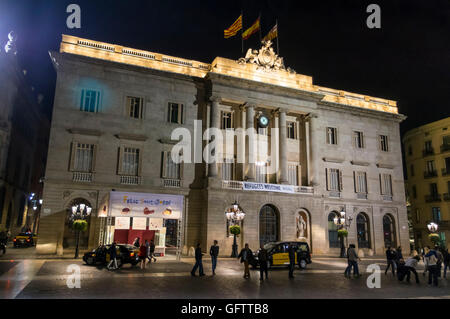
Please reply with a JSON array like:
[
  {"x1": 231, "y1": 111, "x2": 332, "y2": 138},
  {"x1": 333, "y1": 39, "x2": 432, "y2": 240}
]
[
  {"x1": 242, "y1": 16, "x2": 260, "y2": 40},
  {"x1": 224, "y1": 15, "x2": 243, "y2": 39},
  {"x1": 263, "y1": 23, "x2": 278, "y2": 42}
]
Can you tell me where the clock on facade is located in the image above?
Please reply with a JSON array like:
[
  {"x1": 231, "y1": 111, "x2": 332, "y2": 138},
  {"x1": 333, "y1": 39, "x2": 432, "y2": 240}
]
[{"x1": 258, "y1": 115, "x2": 269, "y2": 128}]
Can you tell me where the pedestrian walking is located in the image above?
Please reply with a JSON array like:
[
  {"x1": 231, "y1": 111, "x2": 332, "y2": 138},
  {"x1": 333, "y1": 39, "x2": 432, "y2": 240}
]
[
  {"x1": 139, "y1": 242, "x2": 147, "y2": 269},
  {"x1": 258, "y1": 244, "x2": 269, "y2": 281},
  {"x1": 385, "y1": 246, "x2": 397, "y2": 276},
  {"x1": 288, "y1": 243, "x2": 296, "y2": 278},
  {"x1": 436, "y1": 247, "x2": 444, "y2": 278},
  {"x1": 238, "y1": 243, "x2": 253, "y2": 279},
  {"x1": 344, "y1": 244, "x2": 361, "y2": 278},
  {"x1": 191, "y1": 243, "x2": 205, "y2": 277},
  {"x1": 442, "y1": 248, "x2": 450, "y2": 279},
  {"x1": 424, "y1": 246, "x2": 439, "y2": 286},
  {"x1": 133, "y1": 237, "x2": 140, "y2": 248},
  {"x1": 107, "y1": 242, "x2": 118, "y2": 270},
  {"x1": 209, "y1": 240, "x2": 219, "y2": 275},
  {"x1": 149, "y1": 240, "x2": 157, "y2": 263}
]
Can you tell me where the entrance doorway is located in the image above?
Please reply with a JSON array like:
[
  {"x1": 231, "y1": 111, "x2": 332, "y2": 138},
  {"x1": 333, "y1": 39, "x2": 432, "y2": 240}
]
[{"x1": 259, "y1": 204, "x2": 279, "y2": 246}]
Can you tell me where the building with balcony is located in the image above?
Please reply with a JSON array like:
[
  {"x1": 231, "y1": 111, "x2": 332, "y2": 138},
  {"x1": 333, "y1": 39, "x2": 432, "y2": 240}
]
[
  {"x1": 36, "y1": 35, "x2": 409, "y2": 256},
  {"x1": 403, "y1": 117, "x2": 450, "y2": 249}
]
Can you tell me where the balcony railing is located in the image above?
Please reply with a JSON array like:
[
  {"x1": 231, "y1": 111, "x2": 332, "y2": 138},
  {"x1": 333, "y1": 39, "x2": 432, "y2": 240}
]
[
  {"x1": 444, "y1": 193, "x2": 450, "y2": 201},
  {"x1": 424, "y1": 170, "x2": 438, "y2": 178},
  {"x1": 328, "y1": 191, "x2": 341, "y2": 198},
  {"x1": 356, "y1": 193, "x2": 368, "y2": 200},
  {"x1": 120, "y1": 175, "x2": 142, "y2": 185},
  {"x1": 382, "y1": 195, "x2": 393, "y2": 201},
  {"x1": 163, "y1": 179, "x2": 181, "y2": 188},
  {"x1": 422, "y1": 148, "x2": 434, "y2": 157},
  {"x1": 425, "y1": 194, "x2": 441, "y2": 203},
  {"x1": 222, "y1": 180, "x2": 314, "y2": 195},
  {"x1": 72, "y1": 172, "x2": 93, "y2": 183},
  {"x1": 442, "y1": 168, "x2": 450, "y2": 176},
  {"x1": 441, "y1": 144, "x2": 450, "y2": 153}
]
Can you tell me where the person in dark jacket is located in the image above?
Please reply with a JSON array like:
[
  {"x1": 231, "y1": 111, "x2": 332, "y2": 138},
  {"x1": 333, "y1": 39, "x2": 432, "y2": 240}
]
[
  {"x1": 425, "y1": 246, "x2": 439, "y2": 286},
  {"x1": 107, "y1": 242, "x2": 118, "y2": 270},
  {"x1": 191, "y1": 243, "x2": 205, "y2": 277},
  {"x1": 258, "y1": 244, "x2": 269, "y2": 281},
  {"x1": 385, "y1": 246, "x2": 397, "y2": 276},
  {"x1": 209, "y1": 240, "x2": 219, "y2": 275},
  {"x1": 442, "y1": 248, "x2": 450, "y2": 279},
  {"x1": 238, "y1": 243, "x2": 253, "y2": 279},
  {"x1": 149, "y1": 240, "x2": 157, "y2": 263},
  {"x1": 139, "y1": 243, "x2": 147, "y2": 269},
  {"x1": 288, "y1": 243, "x2": 296, "y2": 278},
  {"x1": 133, "y1": 237, "x2": 140, "y2": 248}
]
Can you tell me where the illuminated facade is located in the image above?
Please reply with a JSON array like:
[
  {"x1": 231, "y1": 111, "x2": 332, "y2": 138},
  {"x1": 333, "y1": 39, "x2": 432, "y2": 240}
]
[{"x1": 37, "y1": 35, "x2": 409, "y2": 256}]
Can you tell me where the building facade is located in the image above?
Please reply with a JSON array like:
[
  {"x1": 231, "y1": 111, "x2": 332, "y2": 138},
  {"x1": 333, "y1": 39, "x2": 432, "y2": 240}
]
[
  {"x1": 36, "y1": 35, "x2": 409, "y2": 256},
  {"x1": 403, "y1": 117, "x2": 450, "y2": 249},
  {"x1": 0, "y1": 32, "x2": 50, "y2": 236}
]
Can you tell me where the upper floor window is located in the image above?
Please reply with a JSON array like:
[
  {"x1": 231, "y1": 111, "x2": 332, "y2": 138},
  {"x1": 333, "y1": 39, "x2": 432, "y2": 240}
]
[
  {"x1": 424, "y1": 140, "x2": 433, "y2": 152},
  {"x1": 353, "y1": 131, "x2": 364, "y2": 149},
  {"x1": 168, "y1": 102, "x2": 184, "y2": 124},
  {"x1": 426, "y1": 160, "x2": 436, "y2": 174},
  {"x1": 287, "y1": 122, "x2": 297, "y2": 140},
  {"x1": 222, "y1": 158, "x2": 235, "y2": 181},
  {"x1": 72, "y1": 143, "x2": 95, "y2": 172},
  {"x1": 429, "y1": 183, "x2": 438, "y2": 196},
  {"x1": 162, "y1": 151, "x2": 181, "y2": 180},
  {"x1": 412, "y1": 185, "x2": 417, "y2": 199},
  {"x1": 354, "y1": 171, "x2": 367, "y2": 194},
  {"x1": 119, "y1": 147, "x2": 140, "y2": 176},
  {"x1": 256, "y1": 162, "x2": 268, "y2": 183},
  {"x1": 326, "y1": 168, "x2": 342, "y2": 191},
  {"x1": 326, "y1": 127, "x2": 338, "y2": 145},
  {"x1": 288, "y1": 164, "x2": 298, "y2": 186},
  {"x1": 379, "y1": 173, "x2": 392, "y2": 196},
  {"x1": 221, "y1": 111, "x2": 233, "y2": 130},
  {"x1": 432, "y1": 207, "x2": 441, "y2": 223},
  {"x1": 80, "y1": 89, "x2": 101, "y2": 113},
  {"x1": 379, "y1": 135, "x2": 389, "y2": 152},
  {"x1": 443, "y1": 135, "x2": 450, "y2": 146},
  {"x1": 127, "y1": 96, "x2": 143, "y2": 119},
  {"x1": 410, "y1": 164, "x2": 415, "y2": 177}
]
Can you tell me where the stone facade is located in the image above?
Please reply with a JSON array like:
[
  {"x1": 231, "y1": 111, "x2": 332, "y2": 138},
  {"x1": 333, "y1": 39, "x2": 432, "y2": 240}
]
[{"x1": 37, "y1": 35, "x2": 409, "y2": 256}]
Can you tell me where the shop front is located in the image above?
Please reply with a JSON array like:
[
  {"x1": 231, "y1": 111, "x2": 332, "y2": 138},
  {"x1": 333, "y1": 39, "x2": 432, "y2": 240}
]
[{"x1": 99, "y1": 191, "x2": 183, "y2": 257}]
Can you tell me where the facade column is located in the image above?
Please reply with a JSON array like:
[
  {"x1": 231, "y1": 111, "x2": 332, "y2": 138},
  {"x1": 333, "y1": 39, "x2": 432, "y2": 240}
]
[
  {"x1": 246, "y1": 104, "x2": 255, "y2": 181},
  {"x1": 237, "y1": 104, "x2": 246, "y2": 181},
  {"x1": 208, "y1": 96, "x2": 221, "y2": 178},
  {"x1": 305, "y1": 115, "x2": 311, "y2": 186},
  {"x1": 279, "y1": 109, "x2": 288, "y2": 184}
]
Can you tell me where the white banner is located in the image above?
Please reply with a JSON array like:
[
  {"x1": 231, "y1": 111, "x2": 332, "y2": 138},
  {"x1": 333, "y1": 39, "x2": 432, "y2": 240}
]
[
  {"x1": 148, "y1": 218, "x2": 163, "y2": 230},
  {"x1": 115, "y1": 217, "x2": 130, "y2": 230},
  {"x1": 109, "y1": 191, "x2": 183, "y2": 219},
  {"x1": 242, "y1": 182, "x2": 295, "y2": 194},
  {"x1": 132, "y1": 217, "x2": 147, "y2": 230}
]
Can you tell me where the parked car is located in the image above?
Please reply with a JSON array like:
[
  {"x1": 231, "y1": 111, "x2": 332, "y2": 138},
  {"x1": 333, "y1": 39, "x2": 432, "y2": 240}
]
[
  {"x1": 251, "y1": 241, "x2": 312, "y2": 269},
  {"x1": 83, "y1": 244, "x2": 140, "y2": 268},
  {"x1": 13, "y1": 232, "x2": 38, "y2": 247}
]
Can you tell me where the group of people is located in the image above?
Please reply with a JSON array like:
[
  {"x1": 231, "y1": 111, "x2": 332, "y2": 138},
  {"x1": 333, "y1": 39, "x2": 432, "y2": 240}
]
[{"x1": 133, "y1": 237, "x2": 157, "y2": 270}]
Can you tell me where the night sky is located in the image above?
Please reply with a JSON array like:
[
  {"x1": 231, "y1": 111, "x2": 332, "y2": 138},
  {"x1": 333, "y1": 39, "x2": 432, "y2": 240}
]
[{"x1": 0, "y1": 0, "x2": 448, "y2": 134}]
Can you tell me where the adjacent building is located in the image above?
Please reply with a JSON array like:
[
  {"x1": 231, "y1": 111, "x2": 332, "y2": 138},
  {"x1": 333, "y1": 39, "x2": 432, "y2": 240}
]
[
  {"x1": 36, "y1": 35, "x2": 409, "y2": 256},
  {"x1": 403, "y1": 117, "x2": 450, "y2": 249}
]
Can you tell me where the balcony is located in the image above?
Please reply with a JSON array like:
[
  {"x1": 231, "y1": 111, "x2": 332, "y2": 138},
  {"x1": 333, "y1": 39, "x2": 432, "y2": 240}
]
[
  {"x1": 162, "y1": 179, "x2": 181, "y2": 188},
  {"x1": 441, "y1": 144, "x2": 450, "y2": 153},
  {"x1": 328, "y1": 191, "x2": 341, "y2": 198},
  {"x1": 119, "y1": 175, "x2": 142, "y2": 185},
  {"x1": 356, "y1": 193, "x2": 368, "y2": 200},
  {"x1": 424, "y1": 170, "x2": 438, "y2": 178},
  {"x1": 222, "y1": 180, "x2": 314, "y2": 195},
  {"x1": 442, "y1": 168, "x2": 450, "y2": 176},
  {"x1": 72, "y1": 172, "x2": 93, "y2": 183},
  {"x1": 444, "y1": 193, "x2": 450, "y2": 201},
  {"x1": 422, "y1": 148, "x2": 434, "y2": 157},
  {"x1": 382, "y1": 195, "x2": 393, "y2": 201},
  {"x1": 425, "y1": 194, "x2": 441, "y2": 203}
]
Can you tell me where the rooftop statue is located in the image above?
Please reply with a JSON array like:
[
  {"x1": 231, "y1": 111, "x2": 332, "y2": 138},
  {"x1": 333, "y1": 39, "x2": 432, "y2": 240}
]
[{"x1": 4, "y1": 31, "x2": 17, "y2": 55}]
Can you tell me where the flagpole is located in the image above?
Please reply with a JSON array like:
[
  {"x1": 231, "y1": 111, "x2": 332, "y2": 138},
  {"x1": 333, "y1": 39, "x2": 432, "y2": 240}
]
[
  {"x1": 276, "y1": 20, "x2": 280, "y2": 55},
  {"x1": 259, "y1": 13, "x2": 262, "y2": 42},
  {"x1": 241, "y1": 10, "x2": 244, "y2": 54}
]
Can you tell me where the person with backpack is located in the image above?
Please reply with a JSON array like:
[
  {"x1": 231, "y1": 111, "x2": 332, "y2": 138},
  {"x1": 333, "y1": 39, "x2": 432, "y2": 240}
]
[
  {"x1": 425, "y1": 246, "x2": 439, "y2": 286},
  {"x1": 209, "y1": 240, "x2": 219, "y2": 275}
]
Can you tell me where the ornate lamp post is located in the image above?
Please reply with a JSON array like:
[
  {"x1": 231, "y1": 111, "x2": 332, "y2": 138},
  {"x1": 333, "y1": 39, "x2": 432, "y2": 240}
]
[
  {"x1": 70, "y1": 203, "x2": 92, "y2": 259},
  {"x1": 427, "y1": 221, "x2": 440, "y2": 247},
  {"x1": 226, "y1": 202, "x2": 245, "y2": 258},
  {"x1": 333, "y1": 208, "x2": 353, "y2": 258}
]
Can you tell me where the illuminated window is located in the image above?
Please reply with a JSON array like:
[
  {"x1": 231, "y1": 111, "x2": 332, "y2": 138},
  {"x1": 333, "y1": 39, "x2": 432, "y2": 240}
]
[
  {"x1": 72, "y1": 143, "x2": 94, "y2": 172},
  {"x1": 80, "y1": 89, "x2": 100, "y2": 113},
  {"x1": 120, "y1": 147, "x2": 140, "y2": 176}
]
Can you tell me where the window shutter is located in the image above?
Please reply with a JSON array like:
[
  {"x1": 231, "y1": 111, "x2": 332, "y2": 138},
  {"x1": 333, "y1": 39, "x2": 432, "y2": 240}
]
[
  {"x1": 69, "y1": 142, "x2": 77, "y2": 171},
  {"x1": 161, "y1": 152, "x2": 167, "y2": 178},
  {"x1": 137, "y1": 149, "x2": 142, "y2": 177},
  {"x1": 325, "y1": 168, "x2": 329, "y2": 191},
  {"x1": 180, "y1": 104, "x2": 184, "y2": 124},
  {"x1": 117, "y1": 147, "x2": 124, "y2": 175},
  {"x1": 379, "y1": 174, "x2": 383, "y2": 195},
  {"x1": 353, "y1": 171, "x2": 357, "y2": 192},
  {"x1": 180, "y1": 162, "x2": 184, "y2": 180},
  {"x1": 92, "y1": 144, "x2": 97, "y2": 173},
  {"x1": 339, "y1": 170, "x2": 343, "y2": 191}
]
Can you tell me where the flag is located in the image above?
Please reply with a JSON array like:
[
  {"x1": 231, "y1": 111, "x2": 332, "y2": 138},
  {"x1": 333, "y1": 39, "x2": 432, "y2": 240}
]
[
  {"x1": 242, "y1": 16, "x2": 260, "y2": 40},
  {"x1": 224, "y1": 15, "x2": 243, "y2": 39},
  {"x1": 263, "y1": 23, "x2": 278, "y2": 42}
]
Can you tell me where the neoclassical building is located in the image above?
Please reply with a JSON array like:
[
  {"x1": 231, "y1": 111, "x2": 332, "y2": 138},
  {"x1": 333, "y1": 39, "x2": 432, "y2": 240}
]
[{"x1": 36, "y1": 35, "x2": 409, "y2": 256}]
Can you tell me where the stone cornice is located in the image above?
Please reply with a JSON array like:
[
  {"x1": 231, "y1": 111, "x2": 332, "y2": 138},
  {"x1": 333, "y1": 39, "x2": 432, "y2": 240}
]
[
  {"x1": 158, "y1": 138, "x2": 180, "y2": 145},
  {"x1": 67, "y1": 128, "x2": 102, "y2": 136},
  {"x1": 115, "y1": 133, "x2": 148, "y2": 141},
  {"x1": 351, "y1": 161, "x2": 371, "y2": 166},
  {"x1": 377, "y1": 163, "x2": 395, "y2": 169},
  {"x1": 323, "y1": 157, "x2": 345, "y2": 163}
]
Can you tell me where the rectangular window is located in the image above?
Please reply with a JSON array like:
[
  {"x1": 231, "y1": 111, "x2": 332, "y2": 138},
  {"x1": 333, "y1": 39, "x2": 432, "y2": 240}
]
[
  {"x1": 121, "y1": 148, "x2": 140, "y2": 176},
  {"x1": 353, "y1": 131, "x2": 364, "y2": 149},
  {"x1": 221, "y1": 111, "x2": 233, "y2": 130},
  {"x1": 354, "y1": 171, "x2": 367, "y2": 194},
  {"x1": 380, "y1": 135, "x2": 389, "y2": 152},
  {"x1": 256, "y1": 163, "x2": 267, "y2": 183},
  {"x1": 326, "y1": 127, "x2": 338, "y2": 145},
  {"x1": 412, "y1": 185, "x2": 417, "y2": 199},
  {"x1": 380, "y1": 174, "x2": 393, "y2": 195},
  {"x1": 430, "y1": 183, "x2": 438, "y2": 196},
  {"x1": 444, "y1": 135, "x2": 450, "y2": 145},
  {"x1": 410, "y1": 164, "x2": 415, "y2": 177},
  {"x1": 222, "y1": 158, "x2": 234, "y2": 181},
  {"x1": 168, "y1": 102, "x2": 184, "y2": 124},
  {"x1": 326, "y1": 168, "x2": 342, "y2": 191},
  {"x1": 432, "y1": 207, "x2": 441, "y2": 223},
  {"x1": 287, "y1": 122, "x2": 297, "y2": 139},
  {"x1": 127, "y1": 96, "x2": 143, "y2": 119},
  {"x1": 426, "y1": 160, "x2": 436, "y2": 173},
  {"x1": 424, "y1": 140, "x2": 432, "y2": 152},
  {"x1": 162, "y1": 152, "x2": 181, "y2": 179},
  {"x1": 288, "y1": 165, "x2": 298, "y2": 186},
  {"x1": 73, "y1": 143, "x2": 94, "y2": 172},
  {"x1": 80, "y1": 89, "x2": 100, "y2": 113}
]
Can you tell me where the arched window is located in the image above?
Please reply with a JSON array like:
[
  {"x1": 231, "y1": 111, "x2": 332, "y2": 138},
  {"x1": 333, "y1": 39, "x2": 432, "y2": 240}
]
[
  {"x1": 259, "y1": 205, "x2": 279, "y2": 246},
  {"x1": 357, "y1": 213, "x2": 371, "y2": 248},
  {"x1": 328, "y1": 212, "x2": 339, "y2": 248},
  {"x1": 383, "y1": 214, "x2": 396, "y2": 248}
]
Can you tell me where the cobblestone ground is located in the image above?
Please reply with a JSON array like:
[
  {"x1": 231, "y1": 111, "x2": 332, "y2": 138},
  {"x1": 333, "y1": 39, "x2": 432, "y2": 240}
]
[{"x1": 0, "y1": 253, "x2": 449, "y2": 299}]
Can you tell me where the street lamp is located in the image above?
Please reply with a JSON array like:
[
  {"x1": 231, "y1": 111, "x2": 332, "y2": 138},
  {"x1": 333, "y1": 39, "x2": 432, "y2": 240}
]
[
  {"x1": 427, "y1": 222, "x2": 438, "y2": 233},
  {"x1": 70, "y1": 203, "x2": 92, "y2": 258},
  {"x1": 333, "y1": 208, "x2": 353, "y2": 258},
  {"x1": 226, "y1": 201, "x2": 245, "y2": 258}
]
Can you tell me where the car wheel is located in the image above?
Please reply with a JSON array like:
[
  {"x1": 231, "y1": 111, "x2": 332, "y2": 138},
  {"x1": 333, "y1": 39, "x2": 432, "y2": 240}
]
[
  {"x1": 86, "y1": 257, "x2": 95, "y2": 265},
  {"x1": 299, "y1": 259, "x2": 307, "y2": 269}
]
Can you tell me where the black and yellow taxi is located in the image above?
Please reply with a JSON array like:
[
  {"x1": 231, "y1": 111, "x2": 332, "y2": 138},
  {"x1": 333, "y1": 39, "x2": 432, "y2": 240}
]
[
  {"x1": 83, "y1": 244, "x2": 140, "y2": 268},
  {"x1": 13, "y1": 232, "x2": 38, "y2": 247},
  {"x1": 251, "y1": 241, "x2": 312, "y2": 269}
]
